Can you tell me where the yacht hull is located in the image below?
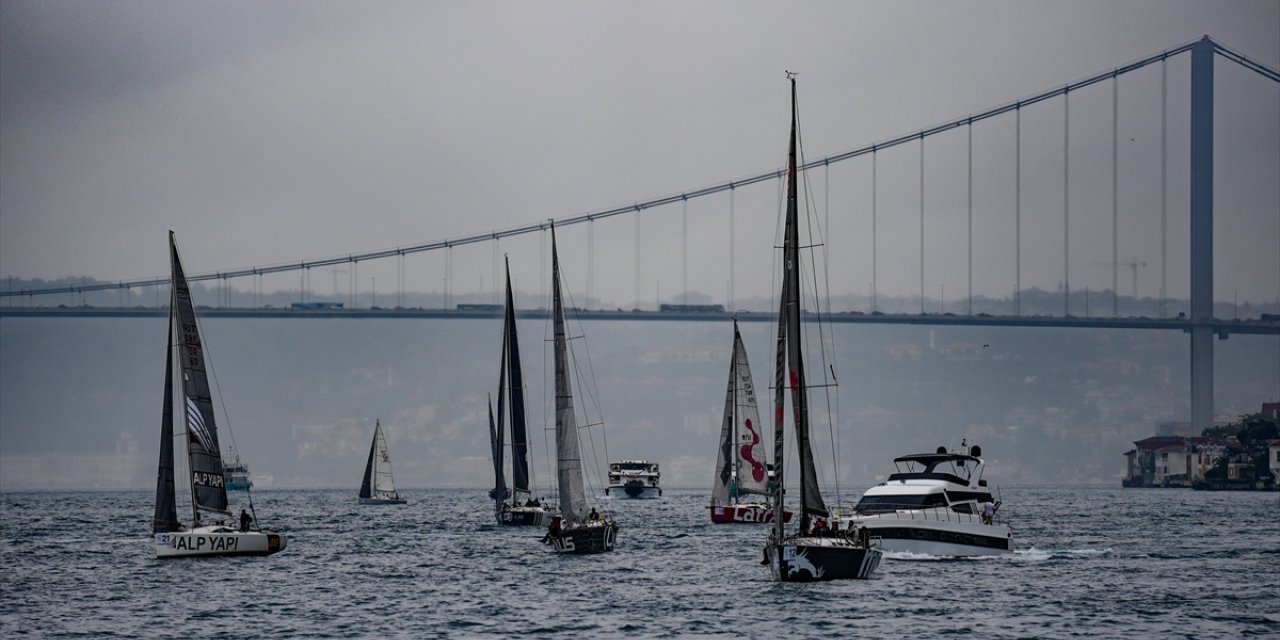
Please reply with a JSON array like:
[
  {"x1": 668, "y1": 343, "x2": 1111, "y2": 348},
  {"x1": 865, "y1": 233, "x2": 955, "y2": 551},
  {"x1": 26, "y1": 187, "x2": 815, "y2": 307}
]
[
  {"x1": 155, "y1": 527, "x2": 287, "y2": 558},
  {"x1": 359, "y1": 497, "x2": 406, "y2": 505},
  {"x1": 606, "y1": 484, "x2": 661, "y2": 499},
  {"x1": 843, "y1": 515, "x2": 1012, "y2": 556},
  {"x1": 497, "y1": 506, "x2": 548, "y2": 526},
  {"x1": 767, "y1": 537, "x2": 882, "y2": 581},
  {"x1": 545, "y1": 521, "x2": 618, "y2": 554},
  {"x1": 709, "y1": 504, "x2": 793, "y2": 524}
]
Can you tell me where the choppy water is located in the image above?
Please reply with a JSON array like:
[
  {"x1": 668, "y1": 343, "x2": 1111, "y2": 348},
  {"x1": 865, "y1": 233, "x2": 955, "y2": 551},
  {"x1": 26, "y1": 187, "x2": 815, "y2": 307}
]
[{"x1": 1, "y1": 487, "x2": 1277, "y2": 638}]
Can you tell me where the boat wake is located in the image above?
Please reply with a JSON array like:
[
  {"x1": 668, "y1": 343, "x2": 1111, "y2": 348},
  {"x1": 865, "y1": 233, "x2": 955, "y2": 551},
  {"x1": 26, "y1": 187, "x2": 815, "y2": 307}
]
[{"x1": 1012, "y1": 547, "x2": 1115, "y2": 561}]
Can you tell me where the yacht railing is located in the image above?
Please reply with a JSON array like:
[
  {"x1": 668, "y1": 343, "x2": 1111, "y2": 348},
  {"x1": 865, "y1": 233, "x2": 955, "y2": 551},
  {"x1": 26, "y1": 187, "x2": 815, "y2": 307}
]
[{"x1": 844, "y1": 504, "x2": 1005, "y2": 526}]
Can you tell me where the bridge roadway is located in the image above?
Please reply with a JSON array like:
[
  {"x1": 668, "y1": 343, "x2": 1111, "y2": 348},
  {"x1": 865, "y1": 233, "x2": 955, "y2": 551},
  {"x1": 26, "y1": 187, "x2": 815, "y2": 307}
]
[{"x1": 2, "y1": 306, "x2": 1277, "y2": 336}]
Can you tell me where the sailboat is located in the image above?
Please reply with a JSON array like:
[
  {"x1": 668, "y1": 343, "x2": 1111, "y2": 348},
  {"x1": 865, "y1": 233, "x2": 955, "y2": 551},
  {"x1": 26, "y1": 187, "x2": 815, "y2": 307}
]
[
  {"x1": 153, "y1": 231, "x2": 287, "y2": 558},
  {"x1": 763, "y1": 75, "x2": 882, "y2": 581},
  {"x1": 490, "y1": 256, "x2": 548, "y2": 526},
  {"x1": 359, "y1": 419, "x2": 406, "y2": 505},
  {"x1": 541, "y1": 223, "x2": 618, "y2": 554},
  {"x1": 709, "y1": 320, "x2": 793, "y2": 524}
]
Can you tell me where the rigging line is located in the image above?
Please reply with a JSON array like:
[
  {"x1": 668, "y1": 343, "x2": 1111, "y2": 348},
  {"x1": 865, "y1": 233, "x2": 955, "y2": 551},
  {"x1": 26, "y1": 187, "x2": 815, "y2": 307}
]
[
  {"x1": 797, "y1": 116, "x2": 841, "y2": 505},
  {"x1": 967, "y1": 120, "x2": 973, "y2": 316}
]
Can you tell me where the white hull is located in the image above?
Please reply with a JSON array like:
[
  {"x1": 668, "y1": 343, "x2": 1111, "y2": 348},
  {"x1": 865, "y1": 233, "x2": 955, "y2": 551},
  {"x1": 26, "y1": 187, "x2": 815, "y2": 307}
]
[
  {"x1": 605, "y1": 484, "x2": 662, "y2": 499},
  {"x1": 154, "y1": 526, "x2": 287, "y2": 558},
  {"x1": 360, "y1": 497, "x2": 406, "y2": 505},
  {"x1": 839, "y1": 513, "x2": 1013, "y2": 557}
]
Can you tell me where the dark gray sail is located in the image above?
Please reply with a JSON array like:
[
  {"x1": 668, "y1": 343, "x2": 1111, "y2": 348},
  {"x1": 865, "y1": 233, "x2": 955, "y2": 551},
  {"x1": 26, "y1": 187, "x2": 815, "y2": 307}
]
[
  {"x1": 152, "y1": 320, "x2": 181, "y2": 534},
  {"x1": 774, "y1": 78, "x2": 828, "y2": 532},
  {"x1": 489, "y1": 395, "x2": 506, "y2": 501},
  {"x1": 169, "y1": 232, "x2": 229, "y2": 516},
  {"x1": 358, "y1": 424, "x2": 377, "y2": 500},
  {"x1": 502, "y1": 258, "x2": 531, "y2": 496}
]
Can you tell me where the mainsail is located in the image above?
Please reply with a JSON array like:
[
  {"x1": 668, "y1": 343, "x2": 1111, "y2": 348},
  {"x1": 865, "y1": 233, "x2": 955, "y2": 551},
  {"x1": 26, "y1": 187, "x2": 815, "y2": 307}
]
[
  {"x1": 152, "y1": 320, "x2": 181, "y2": 534},
  {"x1": 169, "y1": 232, "x2": 229, "y2": 516},
  {"x1": 551, "y1": 226, "x2": 589, "y2": 527},
  {"x1": 360, "y1": 420, "x2": 399, "y2": 499},
  {"x1": 772, "y1": 76, "x2": 828, "y2": 534},
  {"x1": 712, "y1": 322, "x2": 769, "y2": 505},
  {"x1": 502, "y1": 258, "x2": 532, "y2": 496}
]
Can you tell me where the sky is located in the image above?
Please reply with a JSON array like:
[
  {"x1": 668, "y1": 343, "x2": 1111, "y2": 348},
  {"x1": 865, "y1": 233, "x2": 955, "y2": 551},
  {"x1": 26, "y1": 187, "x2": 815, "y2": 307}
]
[{"x1": 1, "y1": 1, "x2": 1278, "y2": 309}]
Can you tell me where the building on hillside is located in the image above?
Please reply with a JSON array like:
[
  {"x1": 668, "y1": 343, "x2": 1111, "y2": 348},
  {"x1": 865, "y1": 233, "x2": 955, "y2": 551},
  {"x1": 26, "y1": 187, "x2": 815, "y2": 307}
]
[{"x1": 1122, "y1": 436, "x2": 1212, "y2": 488}]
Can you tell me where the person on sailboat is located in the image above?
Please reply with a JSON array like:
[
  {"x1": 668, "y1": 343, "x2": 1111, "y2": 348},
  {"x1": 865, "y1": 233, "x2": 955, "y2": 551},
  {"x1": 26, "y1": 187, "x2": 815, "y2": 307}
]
[{"x1": 240, "y1": 508, "x2": 252, "y2": 532}]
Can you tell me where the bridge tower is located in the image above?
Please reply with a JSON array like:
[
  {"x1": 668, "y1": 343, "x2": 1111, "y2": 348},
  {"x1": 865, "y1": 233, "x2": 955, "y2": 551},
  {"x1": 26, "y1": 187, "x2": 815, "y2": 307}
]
[{"x1": 1189, "y1": 37, "x2": 1214, "y2": 432}]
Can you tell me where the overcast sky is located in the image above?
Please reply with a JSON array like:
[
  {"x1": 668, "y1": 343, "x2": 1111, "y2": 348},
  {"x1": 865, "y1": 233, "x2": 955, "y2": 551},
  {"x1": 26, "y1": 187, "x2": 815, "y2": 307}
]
[{"x1": 2, "y1": 1, "x2": 1277, "y2": 308}]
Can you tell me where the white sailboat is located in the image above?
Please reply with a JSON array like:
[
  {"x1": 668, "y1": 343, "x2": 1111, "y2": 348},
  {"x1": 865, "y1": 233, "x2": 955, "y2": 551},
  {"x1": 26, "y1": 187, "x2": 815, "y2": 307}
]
[
  {"x1": 153, "y1": 231, "x2": 287, "y2": 558},
  {"x1": 541, "y1": 223, "x2": 618, "y2": 554},
  {"x1": 709, "y1": 320, "x2": 792, "y2": 524},
  {"x1": 490, "y1": 257, "x2": 548, "y2": 525},
  {"x1": 359, "y1": 419, "x2": 406, "y2": 505},
  {"x1": 763, "y1": 75, "x2": 882, "y2": 581}
]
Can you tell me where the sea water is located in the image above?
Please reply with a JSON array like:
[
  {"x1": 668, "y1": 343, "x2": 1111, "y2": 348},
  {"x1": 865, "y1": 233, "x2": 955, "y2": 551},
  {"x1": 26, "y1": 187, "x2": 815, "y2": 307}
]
[{"x1": 1, "y1": 487, "x2": 1277, "y2": 637}]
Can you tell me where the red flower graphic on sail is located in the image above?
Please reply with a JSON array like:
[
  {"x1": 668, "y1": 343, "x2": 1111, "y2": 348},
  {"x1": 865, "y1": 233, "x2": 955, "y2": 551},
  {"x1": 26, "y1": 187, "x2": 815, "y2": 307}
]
[{"x1": 739, "y1": 419, "x2": 767, "y2": 482}]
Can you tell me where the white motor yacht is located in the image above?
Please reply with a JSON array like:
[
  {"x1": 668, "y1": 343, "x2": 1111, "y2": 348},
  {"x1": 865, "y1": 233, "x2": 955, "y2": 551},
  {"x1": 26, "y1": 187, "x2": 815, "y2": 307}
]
[{"x1": 832, "y1": 443, "x2": 1012, "y2": 556}]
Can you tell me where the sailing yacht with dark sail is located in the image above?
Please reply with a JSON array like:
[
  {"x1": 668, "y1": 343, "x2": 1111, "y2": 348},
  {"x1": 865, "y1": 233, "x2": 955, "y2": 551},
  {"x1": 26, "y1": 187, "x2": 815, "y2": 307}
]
[
  {"x1": 359, "y1": 419, "x2": 406, "y2": 505},
  {"x1": 541, "y1": 224, "x2": 618, "y2": 554},
  {"x1": 490, "y1": 256, "x2": 548, "y2": 526},
  {"x1": 709, "y1": 321, "x2": 792, "y2": 524},
  {"x1": 153, "y1": 231, "x2": 287, "y2": 558},
  {"x1": 763, "y1": 76, "x2": 881, "y2": 581}
]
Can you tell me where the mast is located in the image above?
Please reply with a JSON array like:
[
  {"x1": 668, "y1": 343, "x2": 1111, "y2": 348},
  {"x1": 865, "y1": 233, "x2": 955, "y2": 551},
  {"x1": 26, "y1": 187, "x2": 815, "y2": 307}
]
[
  {"x1": 503, "y1": 257, "x2": 531, "y2": 496},
  {"x1": 774, "y1": 75, "x2": 828, "y2": 536},
  {"x1": 495, "y1": 306, "x2": 510, "y2": 502},
  {"x1": 551, "y1": 224, "x2": 588, "y2": 526},
  {"x1": 731, "y1": 322, "x2": 739, "y2": 504},
  {"x1": 152, "y1": 317, "x2": 180, "y2": 533},
  {"x1": 170, "y1": 231, "x2": 229, "y2": 521}
]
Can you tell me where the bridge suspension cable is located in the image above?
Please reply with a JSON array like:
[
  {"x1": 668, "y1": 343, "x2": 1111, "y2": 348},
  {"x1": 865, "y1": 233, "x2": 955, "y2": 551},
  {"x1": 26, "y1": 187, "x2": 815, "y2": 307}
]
[{"x1": 4, "y1": 36, "x2": 1276, "y2": 301}]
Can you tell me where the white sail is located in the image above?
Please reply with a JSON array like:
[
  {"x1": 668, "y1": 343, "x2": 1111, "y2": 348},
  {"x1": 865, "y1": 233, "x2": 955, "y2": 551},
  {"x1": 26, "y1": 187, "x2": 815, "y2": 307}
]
[
  {"x1": 551, "y1": 227, "x2": 589, "y2": 527},
  {"x1": 730, "y1": 330, "x2": 770, "y2": 496}
]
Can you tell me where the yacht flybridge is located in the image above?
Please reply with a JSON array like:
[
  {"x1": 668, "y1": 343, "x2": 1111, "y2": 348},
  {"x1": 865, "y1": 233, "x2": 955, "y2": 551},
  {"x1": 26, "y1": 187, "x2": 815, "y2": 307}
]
[{"x1": 833, "y1": 443, "x2": 1012, "y2": 556}]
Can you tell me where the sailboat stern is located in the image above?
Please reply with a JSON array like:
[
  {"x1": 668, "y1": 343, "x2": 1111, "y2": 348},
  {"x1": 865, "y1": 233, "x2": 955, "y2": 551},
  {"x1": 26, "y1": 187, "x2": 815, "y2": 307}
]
[
  {"x1": 545, "y1": 520, "x2": 618, "y2": 554},
  {"x1": 155, "y1": 527, "x2": 288, "y2": 558},
  {"x1": 767, "y1": 537, "x2": 883, "y2": 582}
]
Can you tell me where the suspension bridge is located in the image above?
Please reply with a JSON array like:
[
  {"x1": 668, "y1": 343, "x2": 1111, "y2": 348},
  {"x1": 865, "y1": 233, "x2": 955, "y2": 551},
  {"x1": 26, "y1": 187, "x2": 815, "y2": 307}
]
[{"x1": 3, "y1": 37, "x2": 1279, "y2": 432}]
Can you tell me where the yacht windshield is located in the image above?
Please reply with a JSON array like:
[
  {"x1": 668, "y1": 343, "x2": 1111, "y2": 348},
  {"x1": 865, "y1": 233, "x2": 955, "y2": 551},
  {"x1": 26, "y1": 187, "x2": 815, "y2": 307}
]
[{"x1": 854, "y1": 493, "x2": 947, "y2": 514}]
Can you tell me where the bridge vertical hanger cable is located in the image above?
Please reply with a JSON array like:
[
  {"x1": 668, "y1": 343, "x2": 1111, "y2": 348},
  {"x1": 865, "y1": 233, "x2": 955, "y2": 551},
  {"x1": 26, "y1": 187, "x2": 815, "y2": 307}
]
[
  {"x1": 872, "y1": 149, "x2": 878, "y2": 313},
  {"x1": 1160, "y1": 56, "x2": 1168, "y2": 318},
  {"x1": 729, "y1": 186, "x2": 736, "y2": 311},
  {"x1": 824, "y1": 162, "x2": 830, "y2": 315},
  {"x1": 682, "y1": 197, "x2": 688, "y2": 305},
  {"x1": 968, "y1": 120, "x2": 973, "y2": 316},
  {"x1": 587, "y1": 220, "x2": 594, "y2": 307},
  {"x1": 920, "y1": 134, "x2": 926, "y2": 314},
  {"x1": 634, "y1": 208, "x2": 640, "y2": 309},
  {"x1": 1112, "y1": 74, "x2": 1120, "y2": 317},
  {"x1": 1016, "y1": 105, "x2": 1022, "y2": 316},
  {"x1": 1064, "y1": 88, "x2": 1071, "y2": 316}
]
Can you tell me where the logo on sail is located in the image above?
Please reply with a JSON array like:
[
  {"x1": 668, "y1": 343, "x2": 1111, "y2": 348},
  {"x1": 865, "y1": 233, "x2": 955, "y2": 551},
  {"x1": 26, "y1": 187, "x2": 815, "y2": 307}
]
[{"x1": 185, "y1": 396, "x2": 219, "y2": 454}]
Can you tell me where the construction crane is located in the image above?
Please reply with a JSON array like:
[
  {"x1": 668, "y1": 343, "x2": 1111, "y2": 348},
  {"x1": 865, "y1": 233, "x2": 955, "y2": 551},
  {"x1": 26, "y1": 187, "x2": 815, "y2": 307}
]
[{"x1": 1094, "y1": 261, "x2": 1147, "y2": 300}]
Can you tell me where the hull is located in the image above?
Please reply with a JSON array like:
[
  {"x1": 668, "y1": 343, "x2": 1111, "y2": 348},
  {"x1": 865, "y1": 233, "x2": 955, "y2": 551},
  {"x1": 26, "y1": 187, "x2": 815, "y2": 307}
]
[
  {"x1": 606, "y1": 484, "x2": 661, "y2": 499},
  {"x1": 843, "y1": 513, "x2": 1013, "y2": 556},
  {"x1": 360, "y1": 497, "x2": 407, "y2": 505},
  {"x1": 545, "y1": 521, "x2": 618, "y2": 554},
  {"x1": 709, "y1": 503, "x2": 793, "y2": 524},
  {"x1": 155, "y1": 526, "x2": 287, "y2": 558},
  {"x1": 767, "y1": 536, "x2": 882, "y2": 581},
  {"x1": 497, "y1": 506, "x2": 548, "y2": 526}
]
